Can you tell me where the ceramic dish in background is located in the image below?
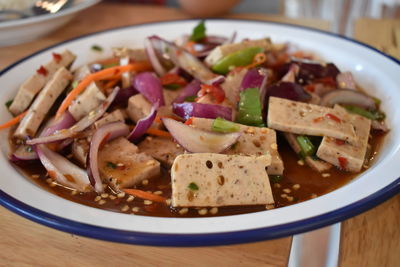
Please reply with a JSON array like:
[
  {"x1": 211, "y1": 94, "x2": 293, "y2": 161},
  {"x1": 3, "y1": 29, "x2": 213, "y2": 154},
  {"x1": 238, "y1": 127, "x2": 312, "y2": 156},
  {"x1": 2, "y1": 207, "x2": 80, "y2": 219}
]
[
  {"x1": 0, "y1": 20, "x2": 399, "y2": 246},
  {"x1": 0, "y1": 0, "x2": 100, "y2": 47}
]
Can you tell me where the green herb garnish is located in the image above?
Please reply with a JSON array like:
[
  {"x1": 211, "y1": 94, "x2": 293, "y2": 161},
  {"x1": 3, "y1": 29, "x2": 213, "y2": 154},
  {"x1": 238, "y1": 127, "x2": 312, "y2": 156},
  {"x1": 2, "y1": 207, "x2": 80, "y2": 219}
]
[
  {"x1": 188, "y1": 182, "x2": 199, "y2": 191},
  {"x1": 270, "y1": 175, "x2": 282, "y2": 183},
  {"x1": 25, "y1": 146, "x2": 33, "y2": 153},
  {"x1": 344, "y1": 105, "x2": 386, "y2": 121},
  {"x1": 164, "y1": 83, "x2": 182, "y2": 90},
  {"x1": 189, "y1": 20, "x2": 206, "y2": 42},
  {"x1": 91, "y1": 45, "x2": 103, "y2": 52},
  {"x1": 212, "y1": 117, "x2": 240, "y2": 133},
  {"x1": 296, "y1": 135, "x2": 316, "y2": 158},
  {"x1": 184, "y1": 95, "x2": 197, "y2": 102},
  {"x1": 5, "y1": 99, "x2": 13, "y2": 109},
  {"x1": 107, "y1": 161, "x2": 117, "y2": 169}
]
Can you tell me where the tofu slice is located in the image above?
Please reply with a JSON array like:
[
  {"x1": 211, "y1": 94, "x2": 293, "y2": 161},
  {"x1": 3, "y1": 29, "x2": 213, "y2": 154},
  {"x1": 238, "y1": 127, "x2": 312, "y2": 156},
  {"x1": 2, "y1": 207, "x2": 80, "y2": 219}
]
[
  {"x1": 120, "y1": 56, "x2": 132, "y2": 88},
  {"x1": 163, "y1": 88, "x2": 183, "y2": 106},
  {"x1": 220, "y1": 68, "x2": 248, "y2": 106},
  {"x1": 72, "y1": 138, "x2": 90, "y2": 167},
  {"x1": 138, "y1": 136, "x2": 185, "y2": 167},
  {"x1": 127, "y1": 94, "x2": 152, "y2": 122},
  {"x1": 98, "y1": 137, "x2": 160, "y2": 189},
  {"x1": 14, "y1": 67, "x2": 73, "y2": 139},
  {"x1": 94, "y1": 109, "x2": 125, "y2": 129},
  {"x1": 191, "y1": 118, "x2": 284, "y2": 175},
  {"x1": 316, "y1": 105, "x2": 371, "y2": 172},
  {"x1": 112, "y1": 47, "x2": 148, "y2": 61},
  {"x1": 68, "y1": 82, "x2": 106, "y2": 120},
  {"x1": 9, "y1": 50, "x2": 76, "y2": 115},
  {"x1": 267, "y1": 97, "x2": 357, "y2": 142},
  {"x1": 283, "y1": 132, "x2": 332, "y2": 172},
  {"x1": 171, "y1": 153, "x2": 274, "y2": 207},
  {"x1": 205, "y1": 38, "x2": 272, "y2": 66},
  {"x1": 73, "y1": 65, "x2": 91, "y2": 82}
]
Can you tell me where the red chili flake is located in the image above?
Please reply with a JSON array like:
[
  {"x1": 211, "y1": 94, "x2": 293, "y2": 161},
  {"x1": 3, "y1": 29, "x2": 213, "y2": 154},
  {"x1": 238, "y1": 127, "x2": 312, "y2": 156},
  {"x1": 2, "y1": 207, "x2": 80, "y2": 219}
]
[
  {"x1": 335, "y1": 139, "x2": 345, "y2": 145},
  {"x1": 36, "y1": 65, "x2": 48, "y2": 76},
  {"x1": 184, "y1": 117, "x2": 194, "y2": 125},
  {"x1": 338, "y1": 157, "x2": 348, "y2": 170},
  {"x1": 52, "y1": 52, "x2": 62, "y2": 63},
  {"x1": 313, "y1": 116, "x2": 324, "y2": 123},
  {"x1": 47, "y1": 170, "x2": 56, "y2": 179},
  {"x1": 198, "y1": 84, "x2": 225, "y2": 104},
  {"x1": 160, "y1": 73, "x2": 187, "y2": 86},
  {"x1": 325, "y1": 113, "x2": 341, "y2": 123},
  {"x1": 305, "y1": 84, "x2": 316, "y2": 92}
]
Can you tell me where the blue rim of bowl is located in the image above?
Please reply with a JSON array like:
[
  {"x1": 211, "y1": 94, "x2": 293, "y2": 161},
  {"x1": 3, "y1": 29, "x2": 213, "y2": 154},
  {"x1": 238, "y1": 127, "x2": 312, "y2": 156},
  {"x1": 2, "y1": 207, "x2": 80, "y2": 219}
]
[{"x1": 0, "y1": 19, "x2": 399, "y2": 247}]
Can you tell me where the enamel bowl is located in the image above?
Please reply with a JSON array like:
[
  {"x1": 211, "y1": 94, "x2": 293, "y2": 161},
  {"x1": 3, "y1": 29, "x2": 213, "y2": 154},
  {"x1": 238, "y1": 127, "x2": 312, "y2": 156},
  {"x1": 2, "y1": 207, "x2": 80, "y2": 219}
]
[{"x1": 0, "y1": 20, "x2": 399, "y2": 246}]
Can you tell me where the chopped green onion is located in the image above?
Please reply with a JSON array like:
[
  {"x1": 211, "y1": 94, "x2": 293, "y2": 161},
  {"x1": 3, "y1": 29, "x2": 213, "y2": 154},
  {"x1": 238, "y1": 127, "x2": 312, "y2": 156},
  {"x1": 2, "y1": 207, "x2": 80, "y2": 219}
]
[
  {"x1": 236, "y1": 87, "x2": 265, "y2": 127},
  {"x1": 164, "y1": 83, "x2": 182, "y2": 90},
  {"x1": 107, "y1": 161, "x2": 117, "y2": 169},
  {"x1": 212, "y1": 46, "x2": 264, "y2": 74},
  {"x1": 91, "y1": 45, "x2": 103, "y2": 52},
  {"x1": 296, "y1": 136, "x2": 316, "y2": 158},
  {"x1": 344, "y1": 105, "x2": 386, "y2": 121},
  {"x1": 25, "y1": 146, "x2": 33, "y2": 153},
  {"x1": 372, "y1": 97, "x2": 381, "y2": 106},
  {"x1": 188, "y1": 182, "x2": 199, "y2": 191},
  {"x1": 212, "y1": 117, "x2": 240, "y2": 133},
  {"x1": 184, "y1": 95, "x2": 197, "y2": 102},
  {"x1": 189, "y1": 20, "x2": 206, "y2": 42},
  {"x1": 270, "y1": 175, "x2": 282, "y2": 183},
  {"x1": 5, "y1": 99, "x2": 13, "y2": 108}
]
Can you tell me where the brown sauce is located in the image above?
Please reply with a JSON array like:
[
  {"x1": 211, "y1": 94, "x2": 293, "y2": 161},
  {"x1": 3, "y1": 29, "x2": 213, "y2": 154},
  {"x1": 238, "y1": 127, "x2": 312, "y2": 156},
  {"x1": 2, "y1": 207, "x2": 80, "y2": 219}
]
[{"x1": 10, "y1": 130, "x2": 385, "y2": 218}]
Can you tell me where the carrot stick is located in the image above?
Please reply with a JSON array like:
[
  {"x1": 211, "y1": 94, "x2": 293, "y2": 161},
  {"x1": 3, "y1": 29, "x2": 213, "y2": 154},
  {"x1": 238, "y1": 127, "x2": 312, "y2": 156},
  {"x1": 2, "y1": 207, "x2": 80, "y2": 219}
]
[
  {"x1": 55, "y1": 62, "x2": 152, "y2": 118},
  {"x1": 0, "y1": 111, "x2": 27, "y2": 130},
  {"x1": 146, "y1": 128, "x2": 172, "y2": 138},
  {"x1": 103, "y1": 79, "x2": 120, "y2": 89},
  {"x1": 122, "y1": 189, "x2": 166, "y2": 203}
]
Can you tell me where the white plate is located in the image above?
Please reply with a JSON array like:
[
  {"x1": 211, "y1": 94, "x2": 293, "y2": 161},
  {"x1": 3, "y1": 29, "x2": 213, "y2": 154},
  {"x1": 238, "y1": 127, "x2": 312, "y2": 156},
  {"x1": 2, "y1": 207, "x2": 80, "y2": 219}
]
[
  {"x1": 0, "y1": 20, "x2": 399, "y2": 246},
  {"x1": 0, "y1": 0, "x2": 100, "y2": 47}
]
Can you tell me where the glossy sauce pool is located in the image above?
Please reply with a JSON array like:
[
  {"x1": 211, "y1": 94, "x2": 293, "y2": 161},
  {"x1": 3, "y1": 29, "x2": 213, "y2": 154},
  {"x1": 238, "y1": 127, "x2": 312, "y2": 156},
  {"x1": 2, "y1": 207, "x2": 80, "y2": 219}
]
[{"x1": 10, "y1": 130, "x2": 385, "y2": 218}]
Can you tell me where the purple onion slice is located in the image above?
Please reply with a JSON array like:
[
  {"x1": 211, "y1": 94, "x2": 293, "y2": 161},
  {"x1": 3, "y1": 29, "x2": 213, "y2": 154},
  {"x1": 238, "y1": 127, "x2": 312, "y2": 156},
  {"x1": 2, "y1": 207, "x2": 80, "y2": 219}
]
[
  {"x1": 173, "y1": 102, "x2": 233, "y2": 121},
  {"x1": 133, "y1": 72, "x2": 165, "y2": 106},
  {"x1": 173, "y1": 79, "x2": 201, "y2": 104},
  {"x1": 266, "y1": 82, "x2": 311, "y2": 102},
  {"x1": 320, "y1": 89, "x2": 376, "y2": 110},
  {"x1": 127, "y1": 103, "x2": 158, "y2": 142},
  {"x1": 162, "y1": 118, "x2": 241, "y2": 153},
  {"x1": 145, "y1": 37, "x2": 168, "y2": 76}
]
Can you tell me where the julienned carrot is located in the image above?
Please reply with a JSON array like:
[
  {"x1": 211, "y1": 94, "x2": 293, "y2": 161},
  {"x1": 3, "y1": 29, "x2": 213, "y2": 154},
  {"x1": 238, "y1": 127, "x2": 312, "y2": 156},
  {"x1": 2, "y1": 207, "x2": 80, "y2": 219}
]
[
  {"x1": 103, "y1": 79, "x2": 120, "y2": 90},
  {"x1": 122, "y1": 189, "x2": 166, "y2": 203},
  {"x1": 154, "y1": 115, "x2": 180, "y2": 124},
  {"x1": 55, "y1": 62, "x2": 152, "y2": 118},
  {"x1": 0, "y1": 111, "x2": 27, "y2": 130},
  {"x1": 146, "y1": 128, "x2": 172, "y2": 138}
]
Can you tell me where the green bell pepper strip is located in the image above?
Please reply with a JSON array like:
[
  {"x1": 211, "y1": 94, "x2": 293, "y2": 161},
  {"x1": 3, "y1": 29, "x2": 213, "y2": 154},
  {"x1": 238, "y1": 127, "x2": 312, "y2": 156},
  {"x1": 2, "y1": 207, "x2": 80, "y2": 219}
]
[
  {"x1": 212, "y1": 117, "x2": 240, "y2": 133},
  {"x1": 189, "y1": 20, "x2": 206, "y2": 42},
  {"x1": 211, "y1": 47, "x2": 264, "y2": 74},
  {"x1": 236, "y1": 87, "x2": 265, "y2": 127},
  {"x1": 344, "y1": 105, "x2": 386, "y2": 121},
  {"x1": 296, "y1": 135, "x2": 316, "y2": 158}
]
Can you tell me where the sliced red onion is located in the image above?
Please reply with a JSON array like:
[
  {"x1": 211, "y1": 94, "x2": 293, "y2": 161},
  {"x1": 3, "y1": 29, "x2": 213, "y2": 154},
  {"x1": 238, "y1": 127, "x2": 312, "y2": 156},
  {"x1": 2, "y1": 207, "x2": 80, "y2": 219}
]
[
  {"x1": 281, "y1": 64, "x2": 299, "y2": 83},
  {"x1": 173, "y1": 102, "x2": 232, "y2": 121},
  {"x1": 337, "y1": 72, "x2": 357, "y2": 90},
  {"x1": 87, "y1": 122, "x2": 130, "y2": 193},
  {"x1": 371, "y1": 120, "x2": 389, "y2": 132},
  {"x1": 27, "y1": 87, "x2": 120, "y2": 145},
  {"x1": 162, "y1": 118, "x2": 241, "y2": 153},
  {"x1": 41, "y1": 111, "x2": 76, "y2": 137},
  {"x1": 111, "y1": 85, "x2": 138, "y2": 108},
  {"x1": 11, "y1": 145, "x2": 38, "y2": 161},
  {"x1": 173, "y1": 79, "x2": 201, "y2": 103},
  {"x1": 127, "y1": 103, "x2": 158, "y2": 142},
  {"x1": 35, "y1": 144, "x2": 91, "y2": 192},
  {"x1": 133, "y1": 72, "x2": 165, "y2": 106},
  {"x1": 293, "y1": 60, "x2": 340, "y2": 85},
  {"x1": 266, "y1": 82, "x2": 311, "y2": 102},
  {"x1": 240, "y1": 68, "x2": 268, "y2": 91},
  {"x1": 320, "y1": 89, "x2": 376, "y2": 110},
  {"x1": 145, "y1": 37, "x2": 167, "y2": 76}
]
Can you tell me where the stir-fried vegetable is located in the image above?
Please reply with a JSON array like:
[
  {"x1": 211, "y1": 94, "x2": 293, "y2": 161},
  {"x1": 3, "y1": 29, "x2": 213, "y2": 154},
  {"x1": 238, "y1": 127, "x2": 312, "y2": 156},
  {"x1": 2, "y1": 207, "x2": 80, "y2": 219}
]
[
  {"x1": 236, "y1": 88, "x2": 264, "y2": 127},
  {"x1": 212, "y1": 47, "x2": 264, "y2": 74},
  {"x1": 344, "y1": 105, "x2": 386, "y2": 121},
  {"x1": 296, "y1": 136, "x2": 316, "y2": 158},
  {"x1": 212, "y1": 117, "x2": 240, "y2": 133}
]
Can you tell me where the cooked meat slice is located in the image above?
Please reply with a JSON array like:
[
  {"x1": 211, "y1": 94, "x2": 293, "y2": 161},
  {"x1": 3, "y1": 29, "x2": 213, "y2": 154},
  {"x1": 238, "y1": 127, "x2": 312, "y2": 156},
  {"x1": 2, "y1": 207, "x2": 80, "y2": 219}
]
[
  {"x1": 9, "y1": 50, "x2": 76, "y2": 115},
  {"x1": 191, "y1": 118, "x2": 284, "y2": 175},
  {"x1": 98, "y1": 137, "x2": 160, "y2": 189},
  {"x1": 283, "y1": 132, "x2": 332, "y2": 172},
  {"x1": 14, "y1": 67, "x2": 73, "y2": 139},
  {"x1": 267, "y1": 97, "x2": 357, "y2": 142},
  {"x1": 138, "y1": 136, "x2": 184, "y2": 167},
  {"x1": 205, "y1": 38, "x2": 272, "y2": 66},
  {"x1": 94, "y1": 109, "x2": 125, "y2": 129},
  {"x1": 68, "y1": 81, "x2": 106, "y2": 120},
  {"x1": 316, "y1": 105, "x2": 371, "y2": 172},
  {"x1": 171, "y1": 153, "x2": 273, "y2": 207}
]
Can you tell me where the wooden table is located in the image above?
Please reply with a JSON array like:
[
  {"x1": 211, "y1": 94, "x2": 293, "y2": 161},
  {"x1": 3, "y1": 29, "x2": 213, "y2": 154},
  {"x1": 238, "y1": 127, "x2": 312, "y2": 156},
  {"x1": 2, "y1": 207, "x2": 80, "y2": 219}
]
[{"x1": 0, "y1": 3, "x2": 398, "y2": 266}]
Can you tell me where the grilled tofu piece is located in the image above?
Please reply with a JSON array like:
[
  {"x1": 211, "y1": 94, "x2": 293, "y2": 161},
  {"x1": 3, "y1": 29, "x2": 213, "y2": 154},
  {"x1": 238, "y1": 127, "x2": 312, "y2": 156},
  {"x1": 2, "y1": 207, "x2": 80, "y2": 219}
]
[
  {"x1": 127, "y1": 94, "x2": 152, "y2": 123},
  {"x1": 14, "y1": 67, "x2": 73, "y2": 139},
  {"x1": 94, "y1": 109, "x2": 125, "y2": 129},
  {"x1": 138, "y1": 136, "x2": 184, "y2": 167},
  {"x1": 316, "y1": 105, "x2": 371, "y2": 172},
  {"x1": 68, "y1": 82, "x2": 106, "y2": 120},
  {"x1": 98, "y1": 137, "x2": 160, "y2": 189},
  {"x1": 267, "y1": 97, "x2": 357, "y2": 142},
  {"x1": 113, "y1": 47, "x2": 148, "y2": 61},
  {"x1": 191, "y1": 118, "x2": 284, "y2": 175},
  {"x1": 283, "y1": 132, "x2": 332, "y2": 172},
  {"x1": 171, "y1": 153, "x2": 273, "y2": 207},
  {"x1": 163, "y1": 88, "x2": 183, "y2": 106},
  {"x1": 9, "y1": 50, "x2": 76, "y2": 115},
  {"x1": 205, "y1": 38, "x2": 272, "y2": 66},
  {"x1": 73, "y1": 65, "x2": 91, "y2": 82}
]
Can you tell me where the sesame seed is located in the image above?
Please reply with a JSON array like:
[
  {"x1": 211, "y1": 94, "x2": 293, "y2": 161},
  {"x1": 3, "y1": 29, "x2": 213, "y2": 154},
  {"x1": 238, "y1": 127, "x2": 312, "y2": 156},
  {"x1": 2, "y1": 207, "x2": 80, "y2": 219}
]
[
  {"x1": 146, "y1": 160, "x2": 156, "y2": 166},
  {"x1": 131, "y1": 207, "x2": 139, "y2": 213},
  {"x1": 121, "y1": 205, "x2": 129, "y2": 212},
  {"x1": 101, "y1": 193, "x2": 109, "y2": 198},
  {"x1": 283, "y1": 188, "x2": 291, "y2": 194},
  {"x1": 198, "y1": 208, "x2": 208, "y2": 215},
  {"x1": 146, "y1": 136, "x2": 153, "y2": 141},
  {"x1": 144, "y1": 200, "x2": 153, "y2": 205},
  {"x1": 209, "y1": 207, "x2": 218, "y2": 215},
  {"x1": 31, "y1": 174, "x2": 40, "y2": 179},
  {"x1": 94, "y1": 196, "x2": 101, "y2": 202},
  {"x1": 297, "y1": 160, "x2": 305, "y2": 166},
  {"x1": 281, "y1": 193, "x2": 288, "y2": 198},
  {"x1": 165, "y1": 199, "x2": 172, "y2": 205},
  {"x1": 261, "y1": 128, "x2": 269, "y2": 134},
  {"x1": 287, "y1": 196, "x2": 294, "y2": 202},
  {"x1": 310, "y1": 193, "x2": 317, "y2": 199},
  {"x1": 176, "y1": 144, "x2": 181, "y2": 148},
  {"x1": 245, "y1": 127, "x2": 255, "y2": 134},
  {"x1": 265, "y1": 204, "x2": 275, "y2": 210},
  {"x1": 322, "y1": 173, "x2": 331, "y2": 177},
  {"x1": 270, "y1": 143, "x2": 278, "y2": 150},
  {"x1": 116, "y1": 163, "x2": 125, "y2": 167},
  {"x1": 109, "y1": 195, "x2": 116, "y2": 200},
  {"x1": 127, "y1": 195, "x2": 134, "y2": 202},
  {"x1": 179, "y1": 208, "x2": 188, "y2": 215},
  {"x1": 153, "y1": 191, "x2": 163, "y2": 195},
  {"x1": 274, "y1": 183, "x2": 281, "y2": 188},
  {"x1": 46, "y1": 178, "x2": 52, "y2": 184},
  {"x1": 49, "y1": 182, "x2": 57, "y2": 187},
  {"x1": 363, "y1": 164, "x2": 369, "y2": 169},
  {"x1": 98, "y1": 200, "x2": 106, "y2": 205},
  {"x1": 142, "y1": 179, "x2": 149, "y2": 185},
  {"x1": 71, "y1": 190, "x2": 78, "y2": 196},
  {"x1": 117, "y1": 192, "x2": 125, "y2": 198},
  {"x1": 292, "y1": 184, "x2": 300, "y2": 190},
  {"x1": 66, "y1": 154, "x2": 73, "y2": 159}
]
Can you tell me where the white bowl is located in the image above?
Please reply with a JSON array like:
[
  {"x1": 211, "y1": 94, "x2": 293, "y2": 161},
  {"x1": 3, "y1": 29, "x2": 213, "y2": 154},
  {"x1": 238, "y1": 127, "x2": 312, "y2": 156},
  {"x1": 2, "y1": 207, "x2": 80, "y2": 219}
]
[
  {"x1": 0, "y1": 20, "x2": 399, "y2": 246},
  {"x1": 0, "y1": 0, "x2": 100, "y2": 47}
]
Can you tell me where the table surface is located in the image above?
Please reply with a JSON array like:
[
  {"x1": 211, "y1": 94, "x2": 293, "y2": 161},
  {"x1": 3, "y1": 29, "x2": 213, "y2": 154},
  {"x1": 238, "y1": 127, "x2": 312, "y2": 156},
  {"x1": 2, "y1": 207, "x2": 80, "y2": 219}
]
[{"x1": 0, "y1": 3, "x2": 399, "y2": 267}]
